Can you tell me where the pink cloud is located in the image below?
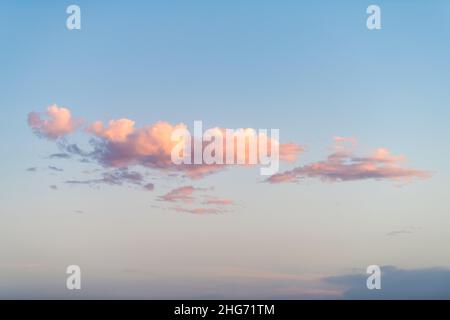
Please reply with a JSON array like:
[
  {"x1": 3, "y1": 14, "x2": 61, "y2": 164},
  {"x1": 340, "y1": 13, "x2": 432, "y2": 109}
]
[
  {"x1": 203, "y1": 198, "x2": 234, "y2": 206},
  {"x1": 28, "y1": 105, "x2": 77, "y2": 139},
  {"x1": 170, "y1": 206, "x2": 225, "y2": 215},
  {"x1": 158, "y1": 186, "x2": 233, "y2": 214},
  {"x1": 159, "y1": 186, "x2": 197, "y2": 203},
  {"x1": 279, "y1": 143, "x2": 305, "y2": 162},
  {"x1": 267, "y1": 139, "x2": 429, "y2": 184},
  {"x1": 89, "y1": 119, "x2": 135, "y2": 143},
  {"x1": 89, "y1": 120, "x2": 303, "y2": 175},
  {"x1": 89, "y1": 120, "x2": 187, "y2": 168},
  {"x1": 205, "y1": 128, "x2": 303, "y2": 165},
  {"x1": 333, "y1": 136, "x2": 357, "y2": 145}
]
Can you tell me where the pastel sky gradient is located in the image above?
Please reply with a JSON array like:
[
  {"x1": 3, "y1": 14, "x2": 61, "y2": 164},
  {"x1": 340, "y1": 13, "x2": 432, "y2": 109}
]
[{"x1": 1, "y1": 0, "x2": 450, "y2": 299}]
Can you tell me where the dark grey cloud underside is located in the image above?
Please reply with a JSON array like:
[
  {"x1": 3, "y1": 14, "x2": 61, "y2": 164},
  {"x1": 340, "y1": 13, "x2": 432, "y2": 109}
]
[{"x1": 325, "y1": 266, "x2": 450, "y2": 300}]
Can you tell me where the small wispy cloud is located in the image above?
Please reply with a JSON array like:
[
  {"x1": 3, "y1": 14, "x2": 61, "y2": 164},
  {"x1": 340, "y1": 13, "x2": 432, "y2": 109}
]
[
  {"x1": 158, "y1": 186, "x2": 199, "y2": 203},
  {"x1": 386, "y1": 230, "x2": 413, "y2": 237},
  {"x1": 386, "y1": 226, "x2": 420, "y2": 237},
  {"x1": 49, "y1": 153, "x2": 71, "y2": 159},
  {"x1": 170, "y1": 206, "x2": 225, "y2": 215},
  {"x1": 65, "y1": 168, "x2": 154, "y2": 192},
  {"x1": 158, "y1": 186, "x2": 234, "y2": 214},
  {"x1": 48, "y1": 165, "x2": 63, "y2": 172},
  {"x1": 143, "y1": 183, "x2": 155, "y2": 191},
  {"x1": 202, "y1": 198, "x2": 235, "y2": 206}
]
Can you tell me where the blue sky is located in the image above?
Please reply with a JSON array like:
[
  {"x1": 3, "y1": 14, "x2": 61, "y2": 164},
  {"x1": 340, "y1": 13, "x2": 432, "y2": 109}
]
[{"x1": 1, "y1": 0, "x2": 450, "y2": 299}]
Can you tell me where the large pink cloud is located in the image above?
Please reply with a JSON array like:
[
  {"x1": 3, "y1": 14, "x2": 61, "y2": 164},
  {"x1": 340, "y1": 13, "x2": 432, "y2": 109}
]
[
  {"x1": 89, "y1": 120, "x2": 187, "y2": 168},
  {"x1": 86, "y1": 117, "x2": 303, "y2": 178},
  {"x1": 267, "y1": 139, "x2": 429, "y2": 184},
  {"x1": 28, "y1": 105, "x2": 77, "y2": 139}
]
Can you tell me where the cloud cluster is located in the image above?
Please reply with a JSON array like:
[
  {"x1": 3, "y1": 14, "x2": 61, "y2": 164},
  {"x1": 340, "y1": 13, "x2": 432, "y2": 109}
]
[
  {"x1": 267, "y1": 139, "x2": 429, "y2": 184},
  {"x1": 27, "y1": 106, "x2": 429, "y2": 214},
  {"x1": 28, "y1": 105, "x2": 303, "y2": 180}
]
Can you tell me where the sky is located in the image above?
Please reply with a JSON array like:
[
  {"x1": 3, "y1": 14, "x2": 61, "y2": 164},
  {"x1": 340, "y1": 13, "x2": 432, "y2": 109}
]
[{"x1": 1, "y1": 0, "x2": 450, "y2": 299}]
